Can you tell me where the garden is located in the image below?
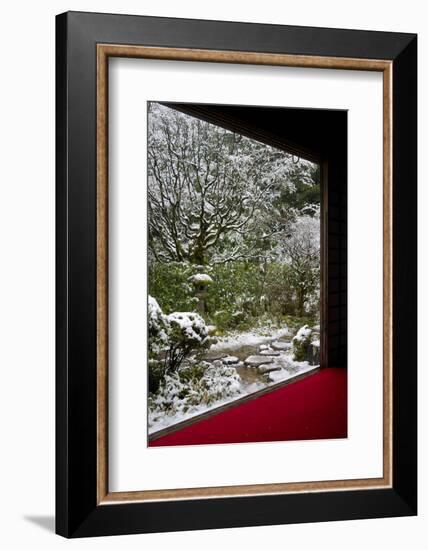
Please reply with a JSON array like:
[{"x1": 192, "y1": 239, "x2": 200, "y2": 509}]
[{"x1": 147, "y1": 102, "x2": 321, "y2": 433}]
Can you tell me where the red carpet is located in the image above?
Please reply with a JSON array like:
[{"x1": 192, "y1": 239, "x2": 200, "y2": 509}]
[{"x1": 150, "y1": 368, "x2": 347, "y2": 447}]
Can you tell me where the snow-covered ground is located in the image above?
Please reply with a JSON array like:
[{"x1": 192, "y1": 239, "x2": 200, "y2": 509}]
[
  {"x1": 210, "y1": 326, "x2": 291, "y2": 352},
  {"x1": 148, "y1": 327, "x2": 319, "y2": 434}
]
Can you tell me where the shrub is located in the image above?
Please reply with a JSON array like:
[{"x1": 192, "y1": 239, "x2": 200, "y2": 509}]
[
  {"x1": 148, "y1": 296, "x2": 169, "y2": 359},
  {"x1": 148, "y1": 362, "x2": 242, "y2": 428},
  {"x1": 149, "y1": 257, "x2": 320, "y2": 340},
  {"x1": 148, "y1": 359, "x2": 166, "y2": 394},
  {"x1": 264, "y1": 263, "x2": 296, "y2": 316},
  {"x1": 165, "y1": 311, "x2": 211, "y2": 372},
  {"x1": 206, "y1": 262, "x2": 263, "y2": 320},
  {"x1": 292, "y1": 325, "x2": 313, "y2": 361},
  {"x1": 148, "y1": 296, "x2": 212, "y2": 389},
  {"x1": 148, "y1": 262, "x2": 198, "y2": 314},
  {"x1": 292, "y1": 325, "x2": 321, "y2": 364}
]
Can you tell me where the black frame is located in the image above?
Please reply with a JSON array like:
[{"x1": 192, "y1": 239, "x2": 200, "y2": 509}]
[{"x1": 56, "y1": 11, "x2": 417, "y2": 537}]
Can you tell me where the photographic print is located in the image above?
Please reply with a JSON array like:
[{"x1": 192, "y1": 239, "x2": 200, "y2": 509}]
[
  {"x1": 57, "y1": 13, "x2": 417, "y2": 536},
  {"x1": 147, "y1": 101, "x2": 346, "y2": 446}
]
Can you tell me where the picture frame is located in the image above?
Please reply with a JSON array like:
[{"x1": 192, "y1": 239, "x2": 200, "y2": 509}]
[{"x1": 56, "y1": 11, "x2": 417, "y2": 537}]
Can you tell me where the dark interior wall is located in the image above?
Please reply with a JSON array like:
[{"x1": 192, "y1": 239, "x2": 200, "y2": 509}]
[
  {"x1": 326, "y1": 126, "x2": 347, "y2": 369},
  {"x1": 161, "y1": 102, "x2": 348, "y2": 368}
]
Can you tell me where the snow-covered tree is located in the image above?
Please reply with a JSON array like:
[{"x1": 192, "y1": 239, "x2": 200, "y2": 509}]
[
  {"x1": 277, "y1": 208, "x2": 320, "y2": 316},
  {"x1": 148, "y1": 102, "x2": 311, "y2": 265}
]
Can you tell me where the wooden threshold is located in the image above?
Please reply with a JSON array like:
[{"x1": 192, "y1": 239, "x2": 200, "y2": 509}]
[{"x1": 148, "y1": 366, "x2": 320, "y2": 442}]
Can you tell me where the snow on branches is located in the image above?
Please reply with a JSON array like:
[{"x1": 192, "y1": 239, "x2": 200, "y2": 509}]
[
  {"x1": 275, "y1": 207, "x2": 320, "y2": 315},
  {"x1": 147, "y1": 102, "x2": 315, "y2": 265}
]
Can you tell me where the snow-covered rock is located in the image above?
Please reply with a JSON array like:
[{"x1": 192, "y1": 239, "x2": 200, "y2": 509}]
[
  {"x1": 210, "y1": 327, "x2": 290, "y2": 351},
  {"x1": 271, "y1": 341, "x2": 291, "y2": 351},
  {"x1": 244, "y1": 355, "x2": 273, "y2": 367},
  {"x1": 292, "y1": 325, "x2": 312, "y2": 361},
  {"x1": 257, "y1": 364, "x2": 282, "y2": 374},
  {"x1": 222, "y1": 356, "x2": 240, "y2": 365},
  {"x1": 259, "y1": 344, "x2": 270, "y2": 351},
  {"x1": 292, "y1": 325, "x2": 320, "y2": 365},
  {"x1": 293, "y1": 325, "x2": 312, "y2": 342},
  {"x1": 259, "y1": 349, "x2": 280, "y2": 356},
  {"x1": 268, "y1": 371, "x2": 291, "y2": 383},
  {"x1": 308, "y1": 341, "x2": 320, "y2": 365}
]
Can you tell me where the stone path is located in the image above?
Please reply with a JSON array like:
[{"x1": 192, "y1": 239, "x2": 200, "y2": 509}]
[{"x1": 199, "y1": 336, "x2": 301, "y2": 389}]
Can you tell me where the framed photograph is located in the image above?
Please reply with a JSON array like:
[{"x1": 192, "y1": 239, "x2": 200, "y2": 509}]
[{"x1": 56, "y1": 11, "x2": 417, "y2": 537}]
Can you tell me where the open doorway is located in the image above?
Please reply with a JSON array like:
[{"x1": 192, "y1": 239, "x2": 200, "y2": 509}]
[{"x1": 147, "y1": 101, "x2": 347, "y2": 445}]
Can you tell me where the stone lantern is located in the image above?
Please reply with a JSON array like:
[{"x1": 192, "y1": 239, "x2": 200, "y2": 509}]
[{"x1": 188, "y1": 273, "x2": 213, "y2": 314}]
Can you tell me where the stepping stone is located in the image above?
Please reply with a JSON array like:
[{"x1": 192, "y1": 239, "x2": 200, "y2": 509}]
[
  {"x1": 259, "y1": 350, "x2": 280, "y2": 356},
  {"x1": 271, "y1": 341, "x2": 291, "y2": 351},
  {"x1": 205, "y1": 352, "x2": 226, "y2": 361},
  {"x1": 258, "y1": 364, "x2": 282, "y2": 374},
  {"x1": 222, "y1": 356, "x2": 239, "y2": 365},
  {"x1": 259, "y1": 344, "x2": 270, "y2": 351},
  {"x1": 244, "y1": 355, "x2": 273, "y2": 367}
]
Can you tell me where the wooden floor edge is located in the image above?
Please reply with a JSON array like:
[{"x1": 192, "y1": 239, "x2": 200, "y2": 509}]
[{"x1": 148, "y1": 366, "x2": 321, "y2": 442}]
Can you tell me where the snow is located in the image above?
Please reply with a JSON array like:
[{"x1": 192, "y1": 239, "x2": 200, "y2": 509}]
[
  {"x1": 148, "y1": 336, "x2": 320, "y2": 434},
  {"x1": 148, "y1": 295, "x2": 161, "y2": 314},
  {"x1": 148, "y1": 103, "x2": 316, "y2": 265},
  {"x1": 311, "y1": 339, "x2": 320, "y2": 348},
  {"x1": 222, "y1": 356, "x2": 239, "y2": 365},
  {"x1": 146, "y1": 103, "x2": 322, "y2": 436},
  {"x1": 271, "y1": 341, "x2": 291, "y2": 351},
  {"x1": 148, "y1": 363, "x2": 243, "y2": 432},
  {"x1": 210, "y1": 326, "x2": 290, "y2": 351},
  {"x1": 244, "y1": 355, "x2": 273, "y2": 367},
  {"x1": 258, "y1": 364, "x2": 281, "y2": 374},
  {"x1": 167, "y1": 311, "x2": 209, "y2": 343},
  {"x1": 268, "y1": 363, "x2": 318, "y2": 384},
  {"x1": 148, "y1": 295, "x2": 169, "y2": 352},
  {"x1": 189, "y1": 273, "x2": 213, "y2": 285},
  {"x1": 148, "y1": 358, "x2": 319, "y2": 434},
  {"x1": 150, "y1": 393, "x2": 238, "y2": 433},
  {"x1": 293, "y1": 324, "x2": 312, "y2": 342},
  {"x1": 259, "y1": 350, "x2": 280, "y2": 356},
  {"x1": 148, "y1": 296, "x2": 167, "y2": 332}
]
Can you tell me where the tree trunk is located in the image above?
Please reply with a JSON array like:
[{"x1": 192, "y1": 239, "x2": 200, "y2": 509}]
[{"x1": 297, "y1": 289, "x2": 305, "y2": 317}]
